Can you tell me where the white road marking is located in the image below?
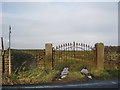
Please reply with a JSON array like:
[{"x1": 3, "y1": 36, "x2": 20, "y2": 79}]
[
  {"x1": 112, "y1": 82, "x2": 117, "y2": 84},
  {"x1": 3, "y1": 80, "x2": 118, "y2": 88},
  {"x1": 22, "y1": 81, "x2": 118, "y2": 88}
]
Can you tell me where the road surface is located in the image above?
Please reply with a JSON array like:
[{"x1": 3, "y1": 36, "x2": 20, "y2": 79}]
[{"x1": 2, "y1": 78, "x2": 119, "y2": 89}]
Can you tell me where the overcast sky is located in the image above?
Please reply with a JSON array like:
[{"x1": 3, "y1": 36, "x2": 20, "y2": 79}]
[{"x1": 1, "y1": 2, "x2": 118, "y2": 49}]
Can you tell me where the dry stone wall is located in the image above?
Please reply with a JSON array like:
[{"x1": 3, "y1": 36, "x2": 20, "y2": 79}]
[
  {"x1": 104, "y1": 46, "x2": 120, "y2": 70},
  {"x1": 2, "y1": 45, "x2": 119, "y2": 74},
  {"x1": 3, "y1": 49, "x2": 45, "y2": 73}
]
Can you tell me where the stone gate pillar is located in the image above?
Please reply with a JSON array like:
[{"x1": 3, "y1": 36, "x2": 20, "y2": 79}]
[
  {"x1": 45, "y1": 43, "x2": 53, "y2": 70},
  {"x1": 95, "y1": 43, "x2": 104, "y2": 70}
]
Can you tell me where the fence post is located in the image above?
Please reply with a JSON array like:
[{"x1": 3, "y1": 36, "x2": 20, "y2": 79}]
[
  {"x1": 0, "y1": 50, "x2": 2, "y2": 86},
  {"x1": 95, "y1": 43, "x2": 104, "y2": 70},
  {"x1": 45, "y1": 43, "x2": 53, "y2": 71}
]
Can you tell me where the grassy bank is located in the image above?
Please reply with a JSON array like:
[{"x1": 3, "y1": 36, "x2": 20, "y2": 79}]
[
  {"x1": 2, "y1": 57, "x2": 119, "y2": 85},
  {"x1": 2, "y1": 68, "x2": 59, "y2": 85},
  {"x1": 2, "y1": 68, "x2": 119, "y2": 85}
]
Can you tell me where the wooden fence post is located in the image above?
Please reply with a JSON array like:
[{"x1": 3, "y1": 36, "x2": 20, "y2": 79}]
[{"x1": 0, "y1": 50, "x2": 2, "y2": 86}]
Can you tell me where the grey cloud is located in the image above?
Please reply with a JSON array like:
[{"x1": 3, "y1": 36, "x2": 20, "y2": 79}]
[{"x1": 2, "y1": 2, "x2": 118, "y2": 49}]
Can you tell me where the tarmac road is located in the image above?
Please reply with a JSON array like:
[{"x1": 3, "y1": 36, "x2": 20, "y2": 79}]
[{"x1": 2, "y1": 78, "x2": 119, "y2": 89}]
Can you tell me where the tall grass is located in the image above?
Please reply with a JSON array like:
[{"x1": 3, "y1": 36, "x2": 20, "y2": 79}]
[
  {"x1": 2, "y1": 57, "x2": 119, "y2": 85},
  {"x1": 2, "y1": 68, "x2": 60, "y2": 85}
]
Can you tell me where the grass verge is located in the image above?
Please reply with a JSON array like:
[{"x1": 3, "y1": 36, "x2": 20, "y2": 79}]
[{"x1": 2, "y1": 68, "x2": 119, "y2": 85}]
